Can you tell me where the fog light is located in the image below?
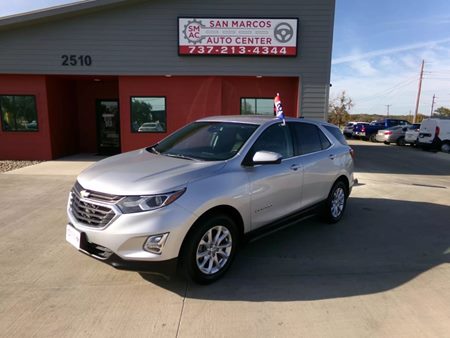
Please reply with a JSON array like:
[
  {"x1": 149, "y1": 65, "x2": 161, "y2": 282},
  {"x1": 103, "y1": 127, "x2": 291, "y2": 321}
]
[{"x1": 144, "y1": 233, "x2": 169, "y2": 254}]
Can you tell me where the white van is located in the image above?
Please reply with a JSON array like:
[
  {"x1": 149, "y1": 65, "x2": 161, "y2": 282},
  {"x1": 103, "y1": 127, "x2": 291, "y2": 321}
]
[{"x1": 417, "y1": 118, "x2": 450, "y2": 152}]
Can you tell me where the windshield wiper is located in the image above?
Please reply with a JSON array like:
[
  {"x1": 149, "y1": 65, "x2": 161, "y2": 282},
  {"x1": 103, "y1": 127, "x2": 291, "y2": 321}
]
[{"x1": 163, "y1": 153, "x2": 197, "y2": 161}]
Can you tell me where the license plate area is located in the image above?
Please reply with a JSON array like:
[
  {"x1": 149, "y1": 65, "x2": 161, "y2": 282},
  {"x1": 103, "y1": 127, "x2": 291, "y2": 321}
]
[{"x1": 66, "y1": 224, "x2": 81, "y2": 249}]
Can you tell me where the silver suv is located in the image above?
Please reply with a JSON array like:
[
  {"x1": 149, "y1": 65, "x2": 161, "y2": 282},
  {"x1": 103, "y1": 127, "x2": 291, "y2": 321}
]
[{"x1": 66, "y1": 116, "x2": 355, "y2": 283}]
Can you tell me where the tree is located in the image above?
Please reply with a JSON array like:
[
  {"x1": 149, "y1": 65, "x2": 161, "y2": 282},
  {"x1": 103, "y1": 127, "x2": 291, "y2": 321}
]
[
  {"x1": 131, "y1": 99, "x2": 153, "y2": 131},
  {"x1": 433, "y1": 106, "x2": 450, "y2": 118},
  {"x1": 328, "y1": 91, "x2": 353, "y2": 128}
]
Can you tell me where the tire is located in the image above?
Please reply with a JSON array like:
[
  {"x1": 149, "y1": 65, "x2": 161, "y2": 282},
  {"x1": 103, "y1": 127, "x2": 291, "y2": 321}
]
[
  {"x1": 441, "y1": 142, "x2": 450, "y2": 153},
  {"x1": 369, "y1": 134, "x2": 377, "y2": 142},
  {"x1": 182, "y1": 214, "x2": 238, "y2": 284},
  {"x1": 396, "y1": 137, "x2": 406, "y2": 146},
  {"x1": 384, "y1": 141, "x2": 390, "y2": 145},
  {"x1": 324, "y1": 181, "x2": 348, "y2": 223}
]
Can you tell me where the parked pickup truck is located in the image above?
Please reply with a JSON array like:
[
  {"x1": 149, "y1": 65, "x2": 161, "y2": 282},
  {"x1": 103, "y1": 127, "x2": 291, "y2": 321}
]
[{"x1": 361, "y1": 119, "x2": 411, "y2": 142}]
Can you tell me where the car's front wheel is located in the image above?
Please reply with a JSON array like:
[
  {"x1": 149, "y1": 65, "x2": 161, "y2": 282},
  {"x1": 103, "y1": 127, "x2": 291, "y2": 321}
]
[
  {"x1": 324, "y1": 180, "x2": 348, "y2": 223},
  {"x1": 182, "y1": 214, "x2": 238, "y2": 284}
]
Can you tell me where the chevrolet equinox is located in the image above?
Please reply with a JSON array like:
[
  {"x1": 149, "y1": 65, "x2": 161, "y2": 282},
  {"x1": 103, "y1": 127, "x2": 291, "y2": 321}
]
[{"x1": 66, "y1": 116, "x2": 355, "y2": 284}]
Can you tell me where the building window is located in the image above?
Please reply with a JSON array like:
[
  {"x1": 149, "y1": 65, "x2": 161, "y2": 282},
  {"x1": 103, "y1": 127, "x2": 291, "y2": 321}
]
[
  {"x1": 131, "y1": 97, "x2": 166, "y2": 133},
  {"x1": 0, "y1": 95, "x2": 38, "y2": 132},
  {"x1": 241, "y1": 98, "x2": 273, "y2": 116}
]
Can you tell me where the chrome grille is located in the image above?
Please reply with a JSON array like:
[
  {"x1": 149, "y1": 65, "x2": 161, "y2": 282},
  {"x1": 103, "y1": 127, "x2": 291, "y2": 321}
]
[{"x1": 70, "y1": 182, "x2": 120, "y2": 228}]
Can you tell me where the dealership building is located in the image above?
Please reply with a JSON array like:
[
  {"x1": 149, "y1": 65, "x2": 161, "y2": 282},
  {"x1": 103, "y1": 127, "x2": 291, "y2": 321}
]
[{"x1": 0, "y1": 0, "x2": 335, "y2": 160}]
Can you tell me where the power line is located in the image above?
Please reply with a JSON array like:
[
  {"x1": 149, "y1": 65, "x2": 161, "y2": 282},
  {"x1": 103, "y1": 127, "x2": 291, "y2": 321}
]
[{"x1": 356, "y1": 75, "x2": 417, "y2": 102}]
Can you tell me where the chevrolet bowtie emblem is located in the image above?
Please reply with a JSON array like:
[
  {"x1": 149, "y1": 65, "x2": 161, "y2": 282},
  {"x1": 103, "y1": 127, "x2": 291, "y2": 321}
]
[{"x1": 80, "y1": 190, "x2": 91, "y2": 198}]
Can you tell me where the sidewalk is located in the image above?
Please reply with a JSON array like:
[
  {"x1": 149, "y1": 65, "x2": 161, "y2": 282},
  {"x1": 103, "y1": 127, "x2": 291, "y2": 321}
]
[{"x1": 3, "y1": 154, "x2": 105, "y2": 176}]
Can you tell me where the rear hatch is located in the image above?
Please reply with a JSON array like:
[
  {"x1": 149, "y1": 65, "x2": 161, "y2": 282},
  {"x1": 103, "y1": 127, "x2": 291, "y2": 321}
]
[{"x1": 418, "y1": 120, "x2": 437, "y2": 144}]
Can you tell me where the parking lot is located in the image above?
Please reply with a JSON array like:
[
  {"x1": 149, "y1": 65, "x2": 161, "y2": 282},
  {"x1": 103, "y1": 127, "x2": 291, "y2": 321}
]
[{"x1": 1, "y1": 140, "x2": 449, "y2": 337}]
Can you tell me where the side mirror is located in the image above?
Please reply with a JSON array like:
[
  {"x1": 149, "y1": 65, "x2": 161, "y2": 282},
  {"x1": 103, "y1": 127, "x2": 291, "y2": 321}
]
[{"x1": 252, "y1": 151, "x2": 282, "y2": 165}]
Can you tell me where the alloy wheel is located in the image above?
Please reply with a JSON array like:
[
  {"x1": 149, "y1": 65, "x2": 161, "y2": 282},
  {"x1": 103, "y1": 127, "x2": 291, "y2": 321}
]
[
  {"x1": 196, "y1": 225, "x2": 232, "y2": 275},
  {"x1": 331, "y1": 187, "x2": 345, "y2": 218}
]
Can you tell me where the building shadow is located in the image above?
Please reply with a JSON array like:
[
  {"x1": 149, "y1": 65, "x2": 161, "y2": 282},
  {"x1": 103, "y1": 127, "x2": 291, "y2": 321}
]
[{"x1": 140, "y1": 197, "x2": 450, "y2": 301}]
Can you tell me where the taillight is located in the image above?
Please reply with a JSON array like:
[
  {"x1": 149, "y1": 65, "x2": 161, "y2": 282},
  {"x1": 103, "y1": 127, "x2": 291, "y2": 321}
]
[
  {"x1": 349, "y1": 148, "x2": 355, "y2": 159},
  {"x1": 436, "y1": 126, "x2": 440, "y2": 137},
  {"x1": 384, "y1": 131, "x2": 393, "y2": 135},
  {"x1": 361, "y1": 126, "x2": 365, "y2": 132}
]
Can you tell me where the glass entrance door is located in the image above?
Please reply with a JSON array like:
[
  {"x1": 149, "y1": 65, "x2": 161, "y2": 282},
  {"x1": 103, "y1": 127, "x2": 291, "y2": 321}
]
[{"x1": 96, "y1": 100, "x2": 121, "y2": 155}]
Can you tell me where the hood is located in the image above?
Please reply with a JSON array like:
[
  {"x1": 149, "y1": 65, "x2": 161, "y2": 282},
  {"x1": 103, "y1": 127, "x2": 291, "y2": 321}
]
[{"x1": 77, "y1": 148, "x2": 226, "y2": 196}]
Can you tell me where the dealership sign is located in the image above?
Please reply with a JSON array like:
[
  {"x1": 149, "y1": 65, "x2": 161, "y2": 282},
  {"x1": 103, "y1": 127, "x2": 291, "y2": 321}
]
[{"x1": 178, "y1": 18, "x2": 298, "y2": 56}]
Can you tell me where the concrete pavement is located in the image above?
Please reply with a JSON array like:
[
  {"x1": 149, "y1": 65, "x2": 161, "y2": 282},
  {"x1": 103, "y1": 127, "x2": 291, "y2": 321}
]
[{"x1": 0, "y1": 142, "x2": 449, "y2": 337}]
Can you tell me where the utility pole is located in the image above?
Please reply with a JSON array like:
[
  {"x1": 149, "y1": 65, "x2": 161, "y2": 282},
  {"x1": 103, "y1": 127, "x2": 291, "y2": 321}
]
[
  {"x1": 413, "y1": 59, "x2": 425, "y2": 123},
  {"x1": 385, "y1": 104, "x2": 391, "y2": 117},
  {"x1": 430, "y1": 94, "x2": 436, "y2": 117}
]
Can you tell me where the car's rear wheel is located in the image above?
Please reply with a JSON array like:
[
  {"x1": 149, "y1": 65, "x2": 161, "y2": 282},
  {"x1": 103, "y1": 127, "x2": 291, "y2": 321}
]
[
  {"x1": 441, "y1": 142, "x2": 450, "y2": 153},
  {"x1": 182, "y1": 214, "x2": 238, "y2": 284},
  {"x1": 324, "y1": 181, "x2": 348, "y2": 223}
]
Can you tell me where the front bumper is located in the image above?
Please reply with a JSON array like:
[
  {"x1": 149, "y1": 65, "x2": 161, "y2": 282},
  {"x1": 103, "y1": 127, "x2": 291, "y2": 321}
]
[
  {"x1": 73, "y1": 229, "x2": 178, "y2": 276},
  {"x1": 67, "y1": 197, "x2": 197, "y2": 265}
]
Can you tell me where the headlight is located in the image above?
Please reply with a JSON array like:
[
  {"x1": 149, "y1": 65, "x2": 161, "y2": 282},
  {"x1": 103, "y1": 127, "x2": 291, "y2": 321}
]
[{"x1": 117, "y1": 188, "x2": 186, "y2": 214}]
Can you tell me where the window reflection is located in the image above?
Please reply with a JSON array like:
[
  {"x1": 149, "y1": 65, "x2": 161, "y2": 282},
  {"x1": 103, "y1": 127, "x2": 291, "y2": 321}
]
[
  {"x1": 241, "y1": 98, "x2": 273, "y2": 116},
  {"x1": 131, "y1": 97, "x2": 166, "y2": 133},
  {"x1": 0, "y1": 95, "x2": 38, "y2": 132}
]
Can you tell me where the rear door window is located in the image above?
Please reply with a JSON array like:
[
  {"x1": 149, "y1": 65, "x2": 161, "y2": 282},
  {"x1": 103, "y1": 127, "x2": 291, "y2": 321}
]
[
  {"x1": 324, "y1": 125, "x2": 348, "y2": 145},
  {"x1": 290, "y1": 122, "x2": 330, "y2": 155}
]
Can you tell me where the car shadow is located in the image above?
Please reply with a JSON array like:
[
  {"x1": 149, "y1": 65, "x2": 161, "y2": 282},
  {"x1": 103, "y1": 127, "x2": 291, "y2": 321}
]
[{"x1": 140, "y1": 197, "x2": 450, "y2": 301}]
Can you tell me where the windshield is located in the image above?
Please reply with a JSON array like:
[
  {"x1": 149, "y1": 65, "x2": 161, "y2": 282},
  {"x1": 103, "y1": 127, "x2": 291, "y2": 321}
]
[{"x1": 151, "y1": 121, "x2": 258, "y2": 161}]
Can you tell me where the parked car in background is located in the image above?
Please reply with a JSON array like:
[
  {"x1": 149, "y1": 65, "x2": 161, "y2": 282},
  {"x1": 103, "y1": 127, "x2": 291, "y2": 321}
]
[
  {"x1": 26, "y1": 120, "x2": 37, "y2": 130},
  {"x1": 364, "y1": 119, "x2": 411, "y2": 142},
  {"x1": 138, "y1": 121, "x2": 164, "y2": 132},
  {"x1": 375, "y1": 125, "x2": 407, "y2": 145},
  {"x1": 418, "y1": 118, "x2": 450, "y2": 152},
  {"x1": 343, "y1": 121, "x2": 358, "y2": 138},
  {"x1": 66, "y1": 116, "x2": 355, "y2": 284},
  {"x1": 351, "y1": 122, "x2": 370, "y2": 139},
  {"x1": 404, "y1": 123, "x2": 421, "y2": 146},
  {"x1": 376, "y1": 124, "x2": 420, "y2": 145}
]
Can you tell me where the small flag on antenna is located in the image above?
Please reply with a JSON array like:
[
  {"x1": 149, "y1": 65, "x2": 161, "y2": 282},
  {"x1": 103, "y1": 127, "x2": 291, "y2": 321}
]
[{"x1": 274, "y1": 93, "x2": 286, "y2": 125}]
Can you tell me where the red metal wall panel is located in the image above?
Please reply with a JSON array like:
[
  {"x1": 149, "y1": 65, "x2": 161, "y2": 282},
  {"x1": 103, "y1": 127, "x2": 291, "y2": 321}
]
[
  {"x1": 220, "y1": 76, "x2": 299, "y2": 117},
  {"x1": 46, "y1": 77, "x2": 79, "y2": 158},
  {"x1": 0, "y1": 75, "x2": 299, "y2": 159},
  {"x1": 119, "y1": 76, "x2": 299, "y2": 152},
  {"x1": 0, "y1": 75, "x2": 52, "y2": 160}
]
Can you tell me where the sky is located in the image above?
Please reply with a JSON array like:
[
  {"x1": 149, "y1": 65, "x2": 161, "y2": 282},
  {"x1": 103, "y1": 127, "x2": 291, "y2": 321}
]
[{"x1": 0, "y1": 0, "x2": 449, "y2": 116}]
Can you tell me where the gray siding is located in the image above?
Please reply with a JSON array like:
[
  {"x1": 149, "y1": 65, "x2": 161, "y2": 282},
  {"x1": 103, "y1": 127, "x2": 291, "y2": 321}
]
[{"x1": 0, "y1": 0, "x2": 334, "y2": 119}]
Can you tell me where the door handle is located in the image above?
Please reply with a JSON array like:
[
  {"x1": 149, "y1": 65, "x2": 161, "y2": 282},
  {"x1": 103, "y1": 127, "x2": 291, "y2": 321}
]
[
  {"x1": 329, "y1": 154, "x2": 336, "y2": 160},
  {"x1": 290, "y1": 164, "x2": 301, "y2": 171}
]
